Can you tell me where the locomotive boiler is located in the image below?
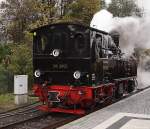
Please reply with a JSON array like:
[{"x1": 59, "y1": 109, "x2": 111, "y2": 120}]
[{"x1": 32, "y1": 23, "x2": 137, "y2": 115}]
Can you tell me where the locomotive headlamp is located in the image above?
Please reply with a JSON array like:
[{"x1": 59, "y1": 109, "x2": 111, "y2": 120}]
[
  {"x1": 33, "y1": 32, "x2": 36, "y2": 36},
  {"x1": 34, "y1": 70, "x2": 41, "y2": 78},
  {"x1": 73, "y1": 71, "x2": 81, "y2": 79},
  {"x1": 52, "y1": 49, "x2": 60, "y2": 57}
]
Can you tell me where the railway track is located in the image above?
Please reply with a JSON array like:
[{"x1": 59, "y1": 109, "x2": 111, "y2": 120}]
[
  {"x1": 1, "y1": 86, "x2": 149, "y2": 129},
  {"x1": 0, "y1": 102, "x2": 40, "y2": 119},
  {"x1": 0, "y1": 112, "x2": 50, "y2": 129},
  {"x1": 8, "y1": 113, "x2": 79, "y2": 129},
  {"x1": 0, "y1": 102, "x2": 48, "y2": 129},
  {"x1": 0, "y1": 101, "x2": 39, "y2": 115}
]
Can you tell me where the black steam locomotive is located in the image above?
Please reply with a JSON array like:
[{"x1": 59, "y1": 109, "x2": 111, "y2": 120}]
[{"x1": 32, "y1": 23, "x2": 137, "y2": 115}]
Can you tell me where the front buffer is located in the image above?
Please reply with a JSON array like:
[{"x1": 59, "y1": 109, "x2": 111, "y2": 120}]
[{"x1": 33, "y1": 83, "x2": 114, "y2": 115}]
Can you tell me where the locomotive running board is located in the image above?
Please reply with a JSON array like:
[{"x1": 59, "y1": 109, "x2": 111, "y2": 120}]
[{"x1": 38, "y1": 105, "x2": 85, "y2": 115}]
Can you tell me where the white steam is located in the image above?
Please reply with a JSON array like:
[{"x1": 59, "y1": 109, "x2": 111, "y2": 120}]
[
  {"x1": 113, "y1": 16, "x2": 150, "y2": 56},
  {"x1": 90, "y1": 10, "x2": 113, "y2": 32},
  {"x1": 137, "y1": 55, "x2": 150, "y2": 88},
  {"x1": 90, "y1": 9, "x2": 150, "y2": 88}
]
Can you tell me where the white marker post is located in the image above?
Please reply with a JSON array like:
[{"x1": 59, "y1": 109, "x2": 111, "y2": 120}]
[{"x1": 14, "y1": 75, "x2": 28, "y2": 105}]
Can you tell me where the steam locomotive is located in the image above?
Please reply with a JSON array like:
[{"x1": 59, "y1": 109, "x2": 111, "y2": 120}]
[{"x1": 32, "y1": 23, "x2": 137, "y2": 115}]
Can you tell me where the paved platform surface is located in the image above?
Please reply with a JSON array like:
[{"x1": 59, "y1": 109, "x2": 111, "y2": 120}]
[{"x1": 58, "y1": 87, "x2": 150, "y2": 129}]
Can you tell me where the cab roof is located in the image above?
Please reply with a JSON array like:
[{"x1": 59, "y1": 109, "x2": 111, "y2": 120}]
[{"x1": 30, "y1": 22, "x2": 110, "y2": 35}]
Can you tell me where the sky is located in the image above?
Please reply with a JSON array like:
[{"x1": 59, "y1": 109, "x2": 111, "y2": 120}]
[
  {"x1": 137, "y1": 0, "x2": 150, "y2": 14},
  {"x1": 105, "y1": 0, "x2": 111, "y2": 4}
]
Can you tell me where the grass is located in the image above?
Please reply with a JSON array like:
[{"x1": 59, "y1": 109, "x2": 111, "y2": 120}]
[
  {"x1": 0, "y1": 93, "x2": 14, "y2": 105},
  {"x1": 0, "y1": 93, "x2": 15, "y2": 111},
  {"x1": 0, "y1": 93, "x2": 38, "y2": 112}
]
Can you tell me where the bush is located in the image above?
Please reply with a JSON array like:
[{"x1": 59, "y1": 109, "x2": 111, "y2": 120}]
[
  {"x1": 0, "y1": 43, "x2": 33, "y2": 93},
  {"x1": 0, "y1": 64, "x2": 13, "y2": 93},
  {"x1": 8, "y1": 43, "x2": 33, "y2": 90}
]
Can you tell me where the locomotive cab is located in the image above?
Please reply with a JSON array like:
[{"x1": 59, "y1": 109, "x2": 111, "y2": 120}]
[{"x1": 32, "y1": 23, "x2": 91, "y2": 86}]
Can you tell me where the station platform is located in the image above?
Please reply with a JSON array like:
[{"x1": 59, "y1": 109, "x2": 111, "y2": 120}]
[{"x1": 58, "y1": 87, "x2": 150, "y2": 129}]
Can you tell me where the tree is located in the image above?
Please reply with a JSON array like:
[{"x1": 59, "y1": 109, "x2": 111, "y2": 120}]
[
  {"x1": 8, "y1": 43, "x2": 33, "y2": 89},
  {"x1": 0, "y1": 44, "x2": 12, "y2": 93},
  {"x1": 101, "y1": 0, "x2": 107, "y2": 9},
  {"x1": 0, "y1": 64, "x2": 12, "y2": 93},
  {"x1": 8, "y1": 44, "x2": 32, "y2": 75},
  {"x1": 107, "y1": 0, "x2": 143, "y2": 17},
  {"x1": 0, "y1": 44, "x2": 11, "y2": 66},
  {"x1": 1, "y1": 0, "x2": 55, "y2": 43},
  {"x1": 62, "y1": 0, "x2": 100, "y2": 25}
]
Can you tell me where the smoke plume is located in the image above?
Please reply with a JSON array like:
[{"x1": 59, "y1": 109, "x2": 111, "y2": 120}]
[{"x1": 90, "y1": 9, "x2": 150, "y2": 88}]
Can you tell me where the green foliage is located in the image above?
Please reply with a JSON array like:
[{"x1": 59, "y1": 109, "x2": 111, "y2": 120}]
[
  {"x1": 1, "y1": 0, "x2": 55, "y2": 43},
  {"x1": 0, "y1": 65, "x2": 10, "y2": 93},
  {"x1": 0, "y1": 44, "x2": 12, "y2": 93},
  {"x1": 62, "y1": 0, "x2": 100, "y2": 25},
  {"x1": 27, "y1": 1, "x2": 56, "y2": 29},
  {"x1": 107, "y1": 0, "x2": 143, "y2": 17},
  {"x1": 0, "y1": 43, "x2": 33, "y2": 93},
  {"x1": 0, "y1": 93, "x2": 14, "y2": 106},
  {"x1": 8, "y1": 44, "x2": 32, "y2": 75},
  {"x1": 0, "y1": 44, "x2": 11, "y2": 64},
  {"x1": 8, "y1": 44, "x2": 33, "y2": 88}
]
